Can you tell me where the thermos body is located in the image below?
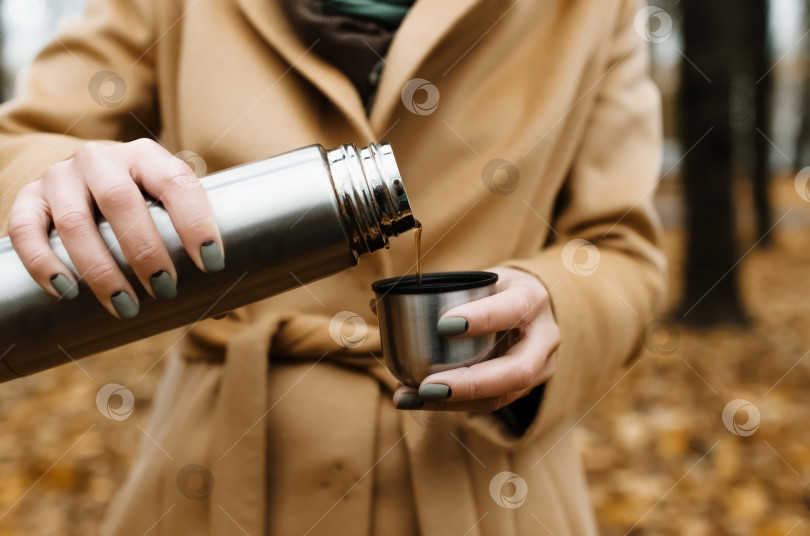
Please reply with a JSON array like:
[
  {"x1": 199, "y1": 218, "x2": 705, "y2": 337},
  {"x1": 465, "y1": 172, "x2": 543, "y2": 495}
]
[{"x1": 0, "y1": 143, "x2": 414, "y2": 382}]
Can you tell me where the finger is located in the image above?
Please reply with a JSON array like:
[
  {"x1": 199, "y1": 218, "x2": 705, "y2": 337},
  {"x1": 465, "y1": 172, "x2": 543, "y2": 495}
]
[
  {"x1": 420, "y1": 391, "x2": 527, "y2": 412},
  {"x1": 421, "y1": 315, "x2": 560, "y2": 402},
  {"x1": 394, "y1": 388, "x2": 527, "y2": 412},
  {"x1": 426, "y1": 355, "x2": 556, "y2": 412},
  {"x1": 7, "y1": 180, "x2": 79, "y2": 300},
  {"x1": 43, "y1": 169, "x2": 140, "y2": 319},
  {"x1": 125, "y1": 139, "x2": 224, "y2": 273},
  {"x1": 438, "y1": 286, "x2": 547, "y2": 338},
  {"x1": 393, "y1": 384, "x2": 419, "y2": 408},
  {"x1": 78, "y1": 148, "x2": 178, "y2": 301},
  {"x1": 394, "y1": 357, "x2": 556, "y2": 412}
]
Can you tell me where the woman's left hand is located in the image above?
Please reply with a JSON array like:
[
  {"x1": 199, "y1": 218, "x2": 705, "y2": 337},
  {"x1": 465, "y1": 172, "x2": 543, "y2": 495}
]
[{"x1": 393, "y1": 267, "x2": 560, "y2": 412}]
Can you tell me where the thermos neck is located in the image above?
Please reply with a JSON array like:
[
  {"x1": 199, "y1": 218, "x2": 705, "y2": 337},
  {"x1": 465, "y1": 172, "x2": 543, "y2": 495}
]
[{"x1": 327, "y1": 142, "x2": 415, "y2": 255}]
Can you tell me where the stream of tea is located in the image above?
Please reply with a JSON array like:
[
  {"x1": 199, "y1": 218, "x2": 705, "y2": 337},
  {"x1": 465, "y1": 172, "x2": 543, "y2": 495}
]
[{"x1": 414, "y1": 219, "x2": 423, "y2": 286}]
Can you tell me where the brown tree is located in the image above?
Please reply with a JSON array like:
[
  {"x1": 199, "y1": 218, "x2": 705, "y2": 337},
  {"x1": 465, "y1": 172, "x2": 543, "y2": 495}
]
[
  {"x1": 677, "y1": 0, "x2": 748, "y2": 325},
  {"x1": 795, "y1": 1, "x2": 810, "y2": 171},
  {"x1": 751, "y1": 0, "x2": 773, "y2": 245}
]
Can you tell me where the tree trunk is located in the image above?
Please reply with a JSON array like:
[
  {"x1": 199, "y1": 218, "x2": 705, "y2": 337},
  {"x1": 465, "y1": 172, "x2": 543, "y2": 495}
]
[
  {"x1": 677, "y1": 0, "x2": 748, "y2": 325},
  {"x1": 795, "y1": 0, "x2": 810, "y2": 170},
  {"x1": 752, "y1": 0, "x2": 773, "y2": 245},
  {"x1": 796, "y1": 83, "x2": 810, "y2": 170}
]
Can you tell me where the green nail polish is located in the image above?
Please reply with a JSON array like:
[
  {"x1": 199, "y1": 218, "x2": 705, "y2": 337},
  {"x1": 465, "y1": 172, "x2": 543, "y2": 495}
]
[
  {"x1": 111, "y1": 291, "x2": 139, "y2": 319},
  {"x1": 395, "y1": 393, "x2": 423, "y2": 410},
  {"x1": 419, "y1": 384, "x2": 451, "y2": 401},
  {"x1": 437, "y1": 317, "x2": 468, "y2": 337},
  {"x1": 200, "y1": 240, "x2": 225, "y2": 273},
  {"x1": 149, "y1": 270, "x2": 177, "y2": 301},
  {"x1": 50, "y1": 273, "x2": 79, "y2": 300}
]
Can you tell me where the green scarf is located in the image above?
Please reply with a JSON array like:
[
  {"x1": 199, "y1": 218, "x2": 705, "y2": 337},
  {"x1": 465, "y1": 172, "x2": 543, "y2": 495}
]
[{"x1": 321, "y1": 0, "x2": 415, "y2": 29}]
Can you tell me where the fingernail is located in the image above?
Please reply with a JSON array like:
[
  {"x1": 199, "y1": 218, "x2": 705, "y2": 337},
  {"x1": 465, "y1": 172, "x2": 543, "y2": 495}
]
[
  {"x1": 200, "y1": 240, "x2": 225, "y2": 272},
  {"x1": 149, "y1": 270, "x2": 177, "y2": 301},
  {"x1": 437, "y1": 317, "x2": 468, "y2": 337},
  {"x1": 395, "y1": 393, "x2": 423, "y2": 410},
  {"x1": 50, "y1": 273, "x2": 79, "y2": 300},
  {"x1": 111, "y1": 290, "x2": 139, "y2": 319},
  {"x1": 419, "y1": 384, "x2": 451, "y2": 401}
]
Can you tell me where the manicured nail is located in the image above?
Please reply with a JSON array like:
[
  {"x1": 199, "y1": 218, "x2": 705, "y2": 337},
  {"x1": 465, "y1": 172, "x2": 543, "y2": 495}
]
[
  {"x1": 419, "y1": 384, "x2": 451, "y2": 401},
  {"x1": 437, "y1": 317, "x2": 468, "y2": 337},
  {"x1": 111, "y1": 290, "x2": 139, "y2": 319},
  {"x1": 395, "y1": 393, "x2": 423, "y2": 410},
  {"x1": 50, "y1": 273, "x2": 79, "y2": 300},
  {"x1": 149, "y1": 270, "x2": 177, "y2": 301},
  {"x1": 200, "y1": 240, "x2": 225, "y2": 273}
]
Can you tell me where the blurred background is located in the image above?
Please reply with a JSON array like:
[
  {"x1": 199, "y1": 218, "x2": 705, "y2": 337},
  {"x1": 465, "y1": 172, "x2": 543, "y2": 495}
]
[{"x1": 1, "y1": 0, "x2": 810, "y2": 534}]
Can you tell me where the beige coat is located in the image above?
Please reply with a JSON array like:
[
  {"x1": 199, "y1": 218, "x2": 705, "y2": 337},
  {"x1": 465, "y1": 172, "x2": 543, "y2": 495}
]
[{"x1": 0, "y1": 0, "x2": 666, "y2": 534}]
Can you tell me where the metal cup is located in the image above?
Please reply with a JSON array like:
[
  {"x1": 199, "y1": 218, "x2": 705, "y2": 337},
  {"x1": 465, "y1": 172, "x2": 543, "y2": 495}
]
[{"x1": 371, "y1": 271, "x2": 499, "y2": 386}]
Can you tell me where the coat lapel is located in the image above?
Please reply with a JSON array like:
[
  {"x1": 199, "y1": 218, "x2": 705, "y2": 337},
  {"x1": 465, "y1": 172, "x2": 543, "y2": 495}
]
[
  {"x1": 234, "y1": 0, "x2": 375, "y2": 140},
  {"x1": 234, "y1": 0, "x2": 486, "y2": 140},
  {"x1": 369, "y1": 0, "x2": 485, "y2": 132}
]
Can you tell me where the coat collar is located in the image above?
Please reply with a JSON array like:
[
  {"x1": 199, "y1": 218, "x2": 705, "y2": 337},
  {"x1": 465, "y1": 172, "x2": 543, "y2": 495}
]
[
  {"x1": 234, "y1": 0, "x2": 485, "y2": 140},
  {"x1": 368, "y1": 0, "x2": 484, "y2": 132}
]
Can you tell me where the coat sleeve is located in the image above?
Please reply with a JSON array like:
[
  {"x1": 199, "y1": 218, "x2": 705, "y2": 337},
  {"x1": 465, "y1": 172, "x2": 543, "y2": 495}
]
[
  {"x1": 0, "y1": 0, "x2": 158, "y2": 235},
  {"x1": 466, "y1": 0, "x2": 667, "y2": 446}
]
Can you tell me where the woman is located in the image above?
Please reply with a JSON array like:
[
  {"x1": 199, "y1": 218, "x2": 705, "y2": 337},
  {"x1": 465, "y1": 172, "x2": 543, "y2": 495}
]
[{"x1": 0, "y1": 0, "x2": 666, "y2": 534}]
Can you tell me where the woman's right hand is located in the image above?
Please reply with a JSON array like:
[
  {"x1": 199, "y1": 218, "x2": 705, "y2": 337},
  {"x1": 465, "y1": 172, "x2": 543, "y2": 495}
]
[{"x1": 7, "y1": 138, "x2": 224, "y2": 319}]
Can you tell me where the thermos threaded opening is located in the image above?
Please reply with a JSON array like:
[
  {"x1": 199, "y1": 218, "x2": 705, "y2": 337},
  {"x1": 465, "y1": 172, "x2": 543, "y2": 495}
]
[{"x1": 327, "y1": 142, "x2": 415, "y2": 255}]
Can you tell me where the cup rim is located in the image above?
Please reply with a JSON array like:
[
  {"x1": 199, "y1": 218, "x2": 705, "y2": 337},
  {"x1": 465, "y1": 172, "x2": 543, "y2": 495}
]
[{"x1": 371, "y1": 271, "x2": 498, "y2": 295}]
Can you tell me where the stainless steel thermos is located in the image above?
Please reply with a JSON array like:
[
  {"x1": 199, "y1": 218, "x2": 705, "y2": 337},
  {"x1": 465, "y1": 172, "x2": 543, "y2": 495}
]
[{"x1": 0, "y1": 143, "x2": 414, "y2": 382}]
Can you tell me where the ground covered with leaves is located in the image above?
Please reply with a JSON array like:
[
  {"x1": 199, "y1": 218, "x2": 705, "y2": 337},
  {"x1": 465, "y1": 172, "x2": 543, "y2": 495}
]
[
  {"x1": 1, "y1": 178, "x2": 809, "y2": 535},
  {"x1": 584, "y1": 178, "x2": 810, "y2": 535}
]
